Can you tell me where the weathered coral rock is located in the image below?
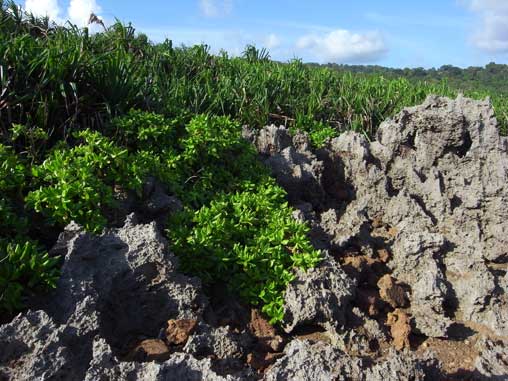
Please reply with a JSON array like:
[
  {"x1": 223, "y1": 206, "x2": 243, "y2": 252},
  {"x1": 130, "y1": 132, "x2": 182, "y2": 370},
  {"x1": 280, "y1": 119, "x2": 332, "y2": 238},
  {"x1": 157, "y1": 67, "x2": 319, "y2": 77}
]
[
  {"x1": 183, "y1": 323, "x2": 251, "y2": 360},
  {"x1": 244, "y1": 124, "x2": 328, "y2": 209},
  {"x1": 264, "y1": 339, "x2": 364, "y2": 381},
  {"x1": 365, "y1": 349, "x2": 440, "y2": 381},
  {"x1": 85, "y1": 337, "x2": 245, "y2": 381},
  {"x1": 283, "y1": 257, "x2": 356, "y2": 333},
  {"x1": 252, "y1": 95, "x2": 508, "y2": 340},
  {"x1": 0, "y1": 216, "x2": 209, "y2": 380},
  {"x1": 474, "y1": 337, "x2": 508, "y2": 380}
]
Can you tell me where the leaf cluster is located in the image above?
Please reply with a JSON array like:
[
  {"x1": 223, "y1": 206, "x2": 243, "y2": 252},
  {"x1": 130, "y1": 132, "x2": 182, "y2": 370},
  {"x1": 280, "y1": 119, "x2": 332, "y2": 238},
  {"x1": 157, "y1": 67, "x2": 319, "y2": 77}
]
[
  {"x1": 0, "y1": 144, "x2": 59, "y2": 313},
  {"x1": 27, "y1": 130, "x2": 145, "y2": 232},
  {"x1": 168, "y1": 179, "x2": 321, "y2": 323}
]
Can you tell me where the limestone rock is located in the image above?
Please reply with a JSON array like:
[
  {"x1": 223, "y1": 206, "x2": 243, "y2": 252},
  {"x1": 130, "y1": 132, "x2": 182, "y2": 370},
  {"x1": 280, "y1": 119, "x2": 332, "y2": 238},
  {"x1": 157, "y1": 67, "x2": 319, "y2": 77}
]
[{"x1": 283, "y1": 258, "x2": 356, "y2": 334}]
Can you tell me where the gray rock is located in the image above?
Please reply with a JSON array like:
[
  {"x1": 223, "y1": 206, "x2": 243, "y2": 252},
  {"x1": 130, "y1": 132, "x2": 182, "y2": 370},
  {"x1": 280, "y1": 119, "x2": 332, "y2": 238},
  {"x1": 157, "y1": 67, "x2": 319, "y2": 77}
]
[
  {"x1": 474, "y1": 338, "x2": 508, "y2": 380},
  {"x1": 0, "y1": 311, "x2": 80, "y2": 380},
  {"x1": 283, "y1": 257, "x2": 356, "y2": 333},
  {"x1": 0, "y1": 216, "x2": 208, "y2": 380},
  {"x1": 264, "y1": 339, "x2": 364, "y2": 381},
  {"x1": 248, "y1": 124, "x2": 292, "y2": 156},
  {"x1": 183, "y1": 323, "x2": 252, "y2": 360},
  {"x1": 365, "y1": 349, "x2": 439, "y2": 381},
  {"x1": 249, "y1": 125, "x2": 327, "y2": 209},
  {"x1": 334, "y1": 307, "x2": 387, "y2": 356},
  {"x1": 390, "y1": 229, "x2": 452, "y2": 337},
  {"x1": 85, "y1": 337, "x2": 244, "y2": 381},
  {"x1": 244, "y1": 95, "x2": 508, "y2": 342}
]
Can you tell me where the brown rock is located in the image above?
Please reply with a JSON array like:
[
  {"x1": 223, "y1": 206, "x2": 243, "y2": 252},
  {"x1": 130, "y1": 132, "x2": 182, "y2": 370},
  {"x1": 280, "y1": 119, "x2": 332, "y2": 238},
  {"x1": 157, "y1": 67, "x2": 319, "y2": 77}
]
[
  {"x1": 249, "y1": 309, "x2": 276, "y2": 337},
  {"x1": 249, "y1": 310, "x2": 285, "y2": 352},
  {"x1": 386, "y1": 309, "x2": 411, "y2": 350},
  {"x1": 126, "y1": 339, "x2": 170, "y2": 362},
  {"x1": 343, "y1": 256, "x2": 365, "y2": 271},
  {"x1": 246, "y1": 351, "x2": 284, "y2": 372},
  {"x1": 377, "y1": 275, "x2": 408, "y2": 308},
  {"x1": 166, "y1": 319, "x2": 197, "y2": 345}
]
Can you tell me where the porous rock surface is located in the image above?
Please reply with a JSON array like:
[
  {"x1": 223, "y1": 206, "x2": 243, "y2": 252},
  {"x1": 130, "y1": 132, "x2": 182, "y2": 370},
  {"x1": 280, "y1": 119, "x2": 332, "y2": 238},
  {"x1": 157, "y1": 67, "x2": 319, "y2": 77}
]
[
  {"x1": 0, "y1": 215, "x2": 240, "y2": 380},
  {"x1": 474, "y1": 337, "x2": 508, "y2": 380},
  {"x1": 282, "y1": 256, "x2": 356, "y2": 333},
  {"x1": 247, "y1": 95, "x2": 508, "y2": 378}
]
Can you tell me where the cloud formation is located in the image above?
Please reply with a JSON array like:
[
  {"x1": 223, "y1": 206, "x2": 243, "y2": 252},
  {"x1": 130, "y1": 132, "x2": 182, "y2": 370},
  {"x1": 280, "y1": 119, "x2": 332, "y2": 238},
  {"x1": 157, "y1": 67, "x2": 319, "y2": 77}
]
[
  {"x1": 68, "y1": 0, "x2": 102, "y2": 27},
  {"x1": 465, "y1": 0, "x2": 508, "y2": 52},
  {"x1": 199, "y1": 0, "x2": 233, "y2": 18},
  {"x1": 24, "y1": 0, "x2": 102, "y2": 27},
  {"x1": 24, "y1": 0, "x2": 61, "y2": 20},
  {"x1": 296, "y1": 29, "x2": 387, "y2": 63}
]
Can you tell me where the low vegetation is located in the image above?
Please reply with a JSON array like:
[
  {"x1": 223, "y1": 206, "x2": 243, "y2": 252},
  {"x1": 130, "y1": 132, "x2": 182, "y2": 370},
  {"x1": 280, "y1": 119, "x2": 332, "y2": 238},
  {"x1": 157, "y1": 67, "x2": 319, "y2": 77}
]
[{"x1": 1, "y1": 0, "x2": 506, "y2": 320}]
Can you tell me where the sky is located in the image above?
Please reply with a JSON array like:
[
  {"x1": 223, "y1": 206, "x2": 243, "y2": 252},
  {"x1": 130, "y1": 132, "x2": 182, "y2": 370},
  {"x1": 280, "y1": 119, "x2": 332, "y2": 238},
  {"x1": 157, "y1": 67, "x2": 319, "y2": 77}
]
[{"x1": 18, "y1": 0, "x2": 508, "y2": 68}]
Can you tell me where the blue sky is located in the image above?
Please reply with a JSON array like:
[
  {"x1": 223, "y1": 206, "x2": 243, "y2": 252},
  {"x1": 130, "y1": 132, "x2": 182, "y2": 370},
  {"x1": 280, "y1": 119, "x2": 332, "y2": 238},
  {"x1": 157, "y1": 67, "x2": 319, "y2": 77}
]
[{"x1": 20, "y1": 0, "x2": 508, "y2": 68}]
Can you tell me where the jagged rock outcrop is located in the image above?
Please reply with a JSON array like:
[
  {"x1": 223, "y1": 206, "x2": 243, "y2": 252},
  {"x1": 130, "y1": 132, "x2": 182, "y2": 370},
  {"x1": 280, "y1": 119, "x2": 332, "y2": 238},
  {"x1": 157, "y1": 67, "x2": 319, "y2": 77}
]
[
  {"x1": 0, "y1": 215, "x2": 230, "y2": 380},
  {"x1": 364, "y1": 349, "x2": 440, "y2": 381},
  {"x1": 85, "y1": 337, "x2": 246, "y2": 381},
  {"x1": 251, "y1": 95, "x2": 508, "y2": 341},
  {"x1": 264, "y1": 339, "x2": 441, "y2": 381}
]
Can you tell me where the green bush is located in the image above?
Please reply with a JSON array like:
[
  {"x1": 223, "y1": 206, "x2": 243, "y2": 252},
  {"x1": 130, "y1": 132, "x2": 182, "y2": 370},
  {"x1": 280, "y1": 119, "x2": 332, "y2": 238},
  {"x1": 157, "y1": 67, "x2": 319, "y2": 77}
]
[
  {"x1": 0, "y1": 240, "x2": 59, "y2": 313},
  {"x1": 27, "y1": 130, "x2": 146, "y2": 232},
  {"x1": 176, "y1": 114, "x2": 268, "y2": 206},
  {"x1": 168, "y1": 179, "x2": 321, "y2": 323},
  {"x1": 0, "y1": 144, "x2": 28, "y2": 237},
  {"x1": 292, "y1": 115, "x2": 339, "y2": 148},
  {"x1": 0, "y1": 145, "x2": 59, "y2": 313},
  {"x1": 109, "y1": 109, "x2": 181, "y2": 151}
]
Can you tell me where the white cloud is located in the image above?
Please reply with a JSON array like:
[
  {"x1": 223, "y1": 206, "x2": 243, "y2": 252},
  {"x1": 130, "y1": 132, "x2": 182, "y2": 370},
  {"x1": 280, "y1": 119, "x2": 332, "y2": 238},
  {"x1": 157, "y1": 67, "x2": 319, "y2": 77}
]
[
  {"x1": 68, "y1": 0, "x2": 102, "y2": 27},
  {"x1": 264, "y1": 33, "x2": 281, "y2": 49},
  {"x1": 463, "y1": 0, "x2": 508, "y2": 52},
  {"x1": 296, "y1": 29, "x2": 387, "y2": 63},
  {"x1": 199, "y1": 0, "x2": 233, "y2": 18},
  {"x1": 24, "y1": 0, "x2": 103, "y2": 28},
  {"x1": 24, "y1": 0, "x2": 61, "y2": 21}
]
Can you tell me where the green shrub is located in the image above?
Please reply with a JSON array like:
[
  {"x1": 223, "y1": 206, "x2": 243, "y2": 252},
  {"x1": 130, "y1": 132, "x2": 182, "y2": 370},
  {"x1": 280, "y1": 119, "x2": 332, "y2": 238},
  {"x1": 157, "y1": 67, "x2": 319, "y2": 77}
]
[
  {"x1": 176, "y1": 115, "x2": 268, "y2": 206},
  {"x1": 0, "y1": 144, "x2": 28, "y2": 237},
  {"x1": 27, "y1": 130, "x2": 146, "y2": 232},
  {"x1": 0, "y1": 144, "x2": 26, "y2": 192},
  {"x1": 292, "y1": 115, "x2": 339, "y2": 148},
  {"x1": 168, "y1": 179, "x2": 321, "y2": 323},
  {"x1": 0, "y1": 240, "x2": 59, "y2": 313},
  {"x1": 109, "y1": 109, "x2": 181, "y2": 151},
  {"x1": 0, "y1": 144, "x2": 58, "y2": 314}
]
